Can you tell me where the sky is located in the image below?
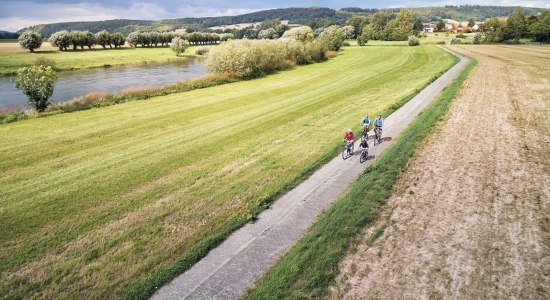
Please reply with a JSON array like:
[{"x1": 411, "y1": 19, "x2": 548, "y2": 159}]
[{"x1": 0, "y1": 0, "x2": 548, "y2": 32}]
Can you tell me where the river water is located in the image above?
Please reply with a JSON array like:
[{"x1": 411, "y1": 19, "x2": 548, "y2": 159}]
[{"x1": 0, "y1": 58, "x2": 207, "y2": 109}]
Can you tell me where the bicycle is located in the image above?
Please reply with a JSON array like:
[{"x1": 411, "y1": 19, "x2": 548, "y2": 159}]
[
  {"x1": 359, "y1": 142, "x2": 369, "y2": 163},
  {"x1": 342, "y1": 140, "x2": 354, "y2": 159},
  {"x1": 373, "y1": 127, "x2": 382, "y2": 145}
]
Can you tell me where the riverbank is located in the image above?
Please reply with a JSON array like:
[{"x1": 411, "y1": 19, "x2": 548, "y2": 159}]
[{"x1": 0, "y1": 42, "x2": 198, "y2": 76}]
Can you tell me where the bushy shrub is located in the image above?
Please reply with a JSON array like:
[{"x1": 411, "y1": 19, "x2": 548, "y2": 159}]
[
  {"x1": 49, "y1": 30, "x2": 70, "y2": 51},
  {"x1": 111, "y1": 32, "x2": 126, "y2": 48},
  {"x1": 279, "y1": 38, "x2": 328, "y2": 65},
  {"x1": 282, "y1": 26, "x2": 314, "y2": 42},
  {"x1": 342, "y1": 41, "x2": 351, "y2": 46},
  {"x1": 318, "y1": 26, "x2": 345, "y2": 51},
  {"x1": 408, "y1": 35, "x2": 420, "y2": 46},
  {"x1": 357, "y1": 32, "x2": 369, "y2": 46},
  {"x1": 456, "y1": 33, "x2": 467, "y2": 39},
  {"x1": 170, "y1": 36, "x2": 189, "y2": 56},
  {"x1": 194, "y1": 46, "x2": 210, "y2": 55},
  {"x1": 473, "y1": 33, "x2": 482, "y2": 44},
  {"x1": 258, "y1": 28, "x2": 278, "y2": 39},
  {"x1": 341, "y1": 25, "x2": 355, "y2": 39},
  {"x1": 205, "y1": 39, "x2": 288, "y2": 77},
  {"x1": 33, "y1": 57, "x2": 56, "y2": 69},
  {"x1": 14, "y1": 65, "x2": 57, "y2": 111},
  {"x1": 220, "y1": 33, "x2": 234, "y2": 41},
  {"x1": 18, "y1": 31, "x2": 42, "y2": 52},
  {"x1": 436, "y1": 40, "x2": 446, "y2": 45},
  {"x1": 450, "y1": 38, "x2": 462, "y2": 44},
  {"x1": 95, "y1": 30, "x2": 111, "y2": 48}
]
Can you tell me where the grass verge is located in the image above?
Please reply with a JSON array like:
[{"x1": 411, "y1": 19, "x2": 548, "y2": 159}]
[
  {"x1": 245, "y1": 57, "x2": 476, "y2": 300},
  {"x1": 119, "y1": 52, "x2": 460, "y2": 300}
]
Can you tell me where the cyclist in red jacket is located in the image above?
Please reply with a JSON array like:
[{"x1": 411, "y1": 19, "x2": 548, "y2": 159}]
[
  {"x1": 344, "y1": 129, "x2": 354, "y2": 143},
  {"x1": 343, "y1": 129, "x2": 354, "y2": 155}
]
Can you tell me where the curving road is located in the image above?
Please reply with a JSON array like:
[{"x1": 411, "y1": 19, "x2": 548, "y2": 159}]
[{"x1": 151, "y1": 47, "x2": 469, "y2": 300}]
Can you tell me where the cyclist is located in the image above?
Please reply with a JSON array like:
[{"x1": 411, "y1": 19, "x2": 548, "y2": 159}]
[
  {"x1": 359, "y1": 134, "x2": 369, "y2": 160},
  {"x1": 374, "y1": 115, "x2": 384, "y2": 142},
  {"x1": 360, "y1": 134, "x2": 369, "y2": 149},
  {"x1": 361, "y1": 114, "x2": 371, "y2": 134},
  {"x1": 343, "y1": 129, "x2": 354, "y2": 154}
]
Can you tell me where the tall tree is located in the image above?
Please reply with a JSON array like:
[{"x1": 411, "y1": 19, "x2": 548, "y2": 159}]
[
  {"x1": 18, "y1": 31, "x2": 42, "y2": 52},
  {"x1": 361, "y1": 10, "x2": 389, "y2": 40},
  {"x1": 530, "y1": 10, "x2": 550, "y2": 43},
  {"x1": 483, "y1": 17, "x2": 507, "y2": 43},
  {"x1": 437, "y1": 20, "x2": 446, "y2": 31},
  {"x1": 505, "y1": 6, "x2": 527, "y2": 41},
  {"x1": 382, "y1": 9, "x2": 414, "y2": 41},
  {"x1": 414, "y1": 19, "x2": 423, "y2": 33}
]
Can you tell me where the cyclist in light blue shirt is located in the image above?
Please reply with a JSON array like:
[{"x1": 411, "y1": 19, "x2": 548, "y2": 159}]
[
  {"x1": 361, "y1": 114, "x2": 370, "y2": 137},
  {"x1": 374, "y1": 115, "x2": 384, "y2": 142}
]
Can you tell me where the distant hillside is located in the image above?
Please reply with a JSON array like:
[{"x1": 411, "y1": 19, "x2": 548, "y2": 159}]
[
  {"x1": 18, "y1": 5, "x2": 547, "y2": 37},
  {"x1": 342, "y1": 5, "x2": 546, "y2": 21},
  {"x1": 18, "y1": 7, "x2": 340, "y2": 37},
  {"x1": 0, "y1": 30, "x2": 19, "y2": 39}
]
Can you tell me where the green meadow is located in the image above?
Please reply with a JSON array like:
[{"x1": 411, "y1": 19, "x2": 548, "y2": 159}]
[
  {"x1": 0, "y1": 44, "x2": 196, "y2": 76},
  {"x1": 0, "y1": 45, "x2": 455, "y2": 298}
]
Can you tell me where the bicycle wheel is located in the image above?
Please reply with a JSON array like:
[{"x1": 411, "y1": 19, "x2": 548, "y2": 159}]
[
  {"x1": 342, "y1": 147, "x2": 348, "y2": 159},
  {"x1": 360, "y1": 149, "x2": 368, "y2": 163}
]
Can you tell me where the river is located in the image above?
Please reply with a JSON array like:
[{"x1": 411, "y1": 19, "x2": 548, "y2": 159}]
[{"x1": 0, "y1": 58, "x2": 207, "y2": 109}]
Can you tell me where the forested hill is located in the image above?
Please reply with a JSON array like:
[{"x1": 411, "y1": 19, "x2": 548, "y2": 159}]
[
  {"x1": 18, "y1": 7, "x2": 340, "y2": 37},
  {"x1": 18, "y1": 5, "x2": 547, "y2": 37},
  {"x1": 342, "y1": 5, "x2": 546, "y2": 21}
]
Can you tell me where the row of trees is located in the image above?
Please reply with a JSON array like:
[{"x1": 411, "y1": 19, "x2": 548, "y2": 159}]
[
  {"x1": 482, "y1": 8, "x2": 549, "y2": 43},
  {"x1": 127, "y1": 31, "x2": 234, "y2": 47},
  {"x1": 18, "y1": 29, "x2": 236, "y2": 52},
  {"x1": 49, "y1": 30, "x2": 125, "y2": 51},
  {"x1": 356, "y1": 9, "x2": 415, "y2": 42}
]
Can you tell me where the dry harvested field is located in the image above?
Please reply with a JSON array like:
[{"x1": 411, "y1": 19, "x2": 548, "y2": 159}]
[
  {"x1": 0, "y1": 41, "x2": 57, "y2": 52},
  {"x1": 332, "y1": 45, "x2": 550, "y2": 299}
]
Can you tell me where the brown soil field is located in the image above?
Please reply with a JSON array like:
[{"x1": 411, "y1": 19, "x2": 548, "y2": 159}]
[
  {"x1": 332, "y1": 45, "x2": 550, "y2": 299},
  {"x1": 0, "y1": 42, "x2": 57, "y2": 52}
]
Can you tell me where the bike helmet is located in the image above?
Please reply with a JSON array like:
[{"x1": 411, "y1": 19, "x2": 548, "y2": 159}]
[{"x1": 348, "y1": 129, "x2": 352, "y2": 132}]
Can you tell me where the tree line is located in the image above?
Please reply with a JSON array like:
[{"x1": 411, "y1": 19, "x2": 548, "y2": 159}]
[
  {"x1": 481, "y1": 7, "x2": 549, "y2": 43},
  {"x1": 17, "y1": 30, "x2": 236, "y2": 52}
]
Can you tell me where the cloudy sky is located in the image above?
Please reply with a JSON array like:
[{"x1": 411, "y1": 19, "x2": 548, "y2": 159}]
[{"x1": 0, "y1": 0, "x2": 548, "y2": 32}]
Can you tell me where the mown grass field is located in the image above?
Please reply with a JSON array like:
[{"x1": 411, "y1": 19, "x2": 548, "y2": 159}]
[
  {"x1": 0, "y1": 43, "x2": 196, "y2": 76},
  {"x1": 0, "y1": 45, "x2": 455, "y2": 299}
]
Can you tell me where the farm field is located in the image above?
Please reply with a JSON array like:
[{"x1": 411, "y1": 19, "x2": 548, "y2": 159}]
[
  {"x1": 333, "y1": 45, "x2": 550, "y2": 298},
  {"x1": 0, "y1": 45, "x2": 455, "y2": 298},
  {"x1": 0, "y1": 42, "x2": 196, "y2": 76}
]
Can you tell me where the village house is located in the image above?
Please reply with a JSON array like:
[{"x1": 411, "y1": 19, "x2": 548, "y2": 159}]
[{"x1": 423, "y1": 23, "x2": 438, "y2": 33}]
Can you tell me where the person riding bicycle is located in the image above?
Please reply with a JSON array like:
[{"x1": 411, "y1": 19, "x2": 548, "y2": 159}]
[
  {"x1": 361, "y1": 114, "x2": 371, "y2": 131},
  {"x1": 374, "y1": 115, "x2": 384, "y2": 140},
  {"x1": 343, "y1": 129, "x2": 354, "y2": 153},
  {"x1": 360, "y1": 134, "x2": 369, "y2": 149}
]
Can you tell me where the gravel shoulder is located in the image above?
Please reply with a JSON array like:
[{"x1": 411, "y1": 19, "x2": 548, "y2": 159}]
[{"x1": 332, "y1": 45, "x2": 550, "y2": 299}]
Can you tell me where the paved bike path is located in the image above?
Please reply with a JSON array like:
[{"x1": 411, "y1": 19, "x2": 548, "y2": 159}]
[{"x1": 151, "y1": 47, "x2": 469, "y2": 300}]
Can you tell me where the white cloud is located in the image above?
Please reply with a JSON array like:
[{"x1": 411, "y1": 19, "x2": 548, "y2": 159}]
[{"x1": 0, "y1": 1, "x2": 260, "y2": 31}]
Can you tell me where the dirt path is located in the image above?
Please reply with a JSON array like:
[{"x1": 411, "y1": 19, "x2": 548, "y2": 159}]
[{"x1": 332, "y1": 45, "x2": 550, "y2": 299}]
